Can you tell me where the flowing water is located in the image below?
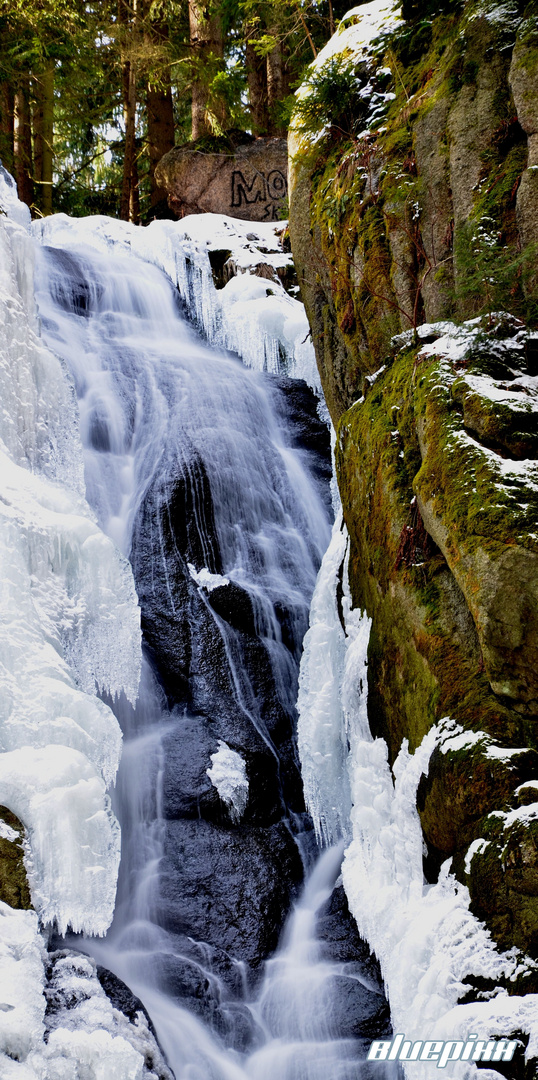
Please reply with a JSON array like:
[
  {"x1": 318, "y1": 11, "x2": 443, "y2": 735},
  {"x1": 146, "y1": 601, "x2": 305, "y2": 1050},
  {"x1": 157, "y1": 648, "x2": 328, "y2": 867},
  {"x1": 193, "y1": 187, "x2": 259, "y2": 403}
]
[{"x1": 34, "y1": 228, "x2": 397, "y2": 1080}]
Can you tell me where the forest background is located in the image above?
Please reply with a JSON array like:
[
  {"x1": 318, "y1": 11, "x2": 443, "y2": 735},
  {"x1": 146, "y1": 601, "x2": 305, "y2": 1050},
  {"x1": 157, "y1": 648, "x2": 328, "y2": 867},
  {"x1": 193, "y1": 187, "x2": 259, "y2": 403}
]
[{"x1": 0, "y1": 0, "x2": 352, "y2": 221}]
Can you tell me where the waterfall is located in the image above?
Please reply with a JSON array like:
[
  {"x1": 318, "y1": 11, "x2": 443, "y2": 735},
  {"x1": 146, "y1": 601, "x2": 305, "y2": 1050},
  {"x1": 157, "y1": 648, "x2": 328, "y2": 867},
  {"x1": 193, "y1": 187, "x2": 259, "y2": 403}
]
[{"x1": 0, "y1": 187, "x2": 396, "y2": 1080}]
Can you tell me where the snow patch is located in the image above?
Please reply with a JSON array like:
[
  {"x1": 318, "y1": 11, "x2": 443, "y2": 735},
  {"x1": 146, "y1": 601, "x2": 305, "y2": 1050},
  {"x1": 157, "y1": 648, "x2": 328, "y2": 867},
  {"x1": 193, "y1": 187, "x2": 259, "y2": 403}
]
[
  {"x1": 0, "y1": 165, "x2": 31, "y2": 230},
  {"x1": 0, "y1": 908, "x2": 172, "y2": 1079},
  {"x1": 313, "y1": 3, "x2": 402, "y2": 68},
  {"x1": 207, "y1": 740, "x2": 249, "y2": 822},
  {"x1": 188, "y1": 563, "x2": 230, "y2": 592}
]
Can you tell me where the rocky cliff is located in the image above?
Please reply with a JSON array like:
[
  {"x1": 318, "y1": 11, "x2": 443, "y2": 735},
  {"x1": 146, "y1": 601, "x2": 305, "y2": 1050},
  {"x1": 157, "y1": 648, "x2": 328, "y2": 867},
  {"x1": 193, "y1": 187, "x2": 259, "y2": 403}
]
[{"x1": 289, "y1": 0, "x2": 538, "y2": 978}]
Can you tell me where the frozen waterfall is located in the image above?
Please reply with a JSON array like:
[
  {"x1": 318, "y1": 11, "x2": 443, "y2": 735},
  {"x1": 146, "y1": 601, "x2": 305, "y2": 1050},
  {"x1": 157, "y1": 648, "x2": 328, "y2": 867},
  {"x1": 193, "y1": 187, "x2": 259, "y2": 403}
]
[{"x1": 0, "y1": 197, "x2": 399, "y2": 1080}]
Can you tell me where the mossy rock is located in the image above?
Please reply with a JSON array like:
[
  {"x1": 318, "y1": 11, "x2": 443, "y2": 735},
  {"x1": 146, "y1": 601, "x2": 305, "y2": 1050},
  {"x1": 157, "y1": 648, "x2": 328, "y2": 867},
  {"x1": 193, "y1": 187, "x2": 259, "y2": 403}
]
[
  {"x1": 463, "y1": 814, "x2": 538, "y2": 956},
  {"x1": 411, "y1": 334, "x2": 538, "y2": 710},
  {"x1": 0, "y1": 806, "x2": 32, "y2": 910}
]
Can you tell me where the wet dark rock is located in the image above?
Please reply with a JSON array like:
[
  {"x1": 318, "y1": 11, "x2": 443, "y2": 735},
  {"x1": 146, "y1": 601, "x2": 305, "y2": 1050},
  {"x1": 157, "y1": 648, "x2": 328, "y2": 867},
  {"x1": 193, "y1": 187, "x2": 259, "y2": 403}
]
[
  {"x1": 271, "y1": 374, "x2": 332, "y2": 515},
  {"x1": 151, "y1": 952, "x2": 260, "y2": 1051},
  {"x1": 206, "y1": 581, "x2": 257, "y2": 636},
  {"x1": 128, "y1": 360, "x2": 331, "y2": 999},
  {"x1": 157, "y1": 819, "x2": 303, "y2": 970},
  {"x1": 96, "y1": 965, "x2": 154, "y2": 1030},
  {"x1": 43, "y1": 246, "x2": 104, "y2": 318}
]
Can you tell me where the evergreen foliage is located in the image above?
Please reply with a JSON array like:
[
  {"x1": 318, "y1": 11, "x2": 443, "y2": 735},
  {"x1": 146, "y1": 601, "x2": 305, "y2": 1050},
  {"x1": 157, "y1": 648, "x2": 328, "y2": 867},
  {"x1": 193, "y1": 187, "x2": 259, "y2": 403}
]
[{"x1": 0, "y1": 0, "x2": 346, "y2": 219}]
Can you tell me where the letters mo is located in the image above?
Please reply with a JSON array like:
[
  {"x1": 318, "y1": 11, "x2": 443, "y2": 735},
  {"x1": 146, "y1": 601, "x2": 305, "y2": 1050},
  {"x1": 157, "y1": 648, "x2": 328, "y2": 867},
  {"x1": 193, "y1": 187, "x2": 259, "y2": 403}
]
[{"x1": 231, "y1": 169, "x2": 288, "y2": 208}]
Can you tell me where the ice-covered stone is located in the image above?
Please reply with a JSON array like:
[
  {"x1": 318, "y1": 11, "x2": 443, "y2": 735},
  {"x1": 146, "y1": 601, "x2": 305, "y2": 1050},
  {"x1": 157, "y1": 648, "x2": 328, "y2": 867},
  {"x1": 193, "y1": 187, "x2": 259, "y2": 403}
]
[{"x1": 207, "y1": 741, "x2": 249, "y2": 822}]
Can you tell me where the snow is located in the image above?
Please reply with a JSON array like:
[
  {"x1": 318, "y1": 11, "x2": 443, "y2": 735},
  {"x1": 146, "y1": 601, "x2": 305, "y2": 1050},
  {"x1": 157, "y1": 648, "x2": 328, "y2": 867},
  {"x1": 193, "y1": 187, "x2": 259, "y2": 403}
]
[
  {"x1": 0, "y1": 907, "x2": 172, "y2": 1080},
  {"x1": 0, "y1": 820, "x2": 19, "y2": 843},
  {"x1": 462, "y1": 372, "x2": 537, "y2": 411},
  {"x1": 0, "y1": 904, "x2": 45, "y2": 1065},
  {"x1": 207, "y1": 740, "x2": 249, "y2": 822},
  {"x1": 188, "y1": 563, "x2": 231, "y2": 592},
  {"x1": 0, "y1": 214, "x2": 142, "y2": 937},
  {"x1": 298, "y1": 527, "x2": 538, "y2": 1078},
  {"x1": 0, "y1": 165, "x2": 31, "y2": 230},
  {"x1": 464, "y1": 839, "x2": 490, "y2": 876},
  {"x1": 33, "y1": 212, "x2": 321, "y2": 395},
  {"x1": 313, "y1": 3, "x2": 402, "y2": 68}
]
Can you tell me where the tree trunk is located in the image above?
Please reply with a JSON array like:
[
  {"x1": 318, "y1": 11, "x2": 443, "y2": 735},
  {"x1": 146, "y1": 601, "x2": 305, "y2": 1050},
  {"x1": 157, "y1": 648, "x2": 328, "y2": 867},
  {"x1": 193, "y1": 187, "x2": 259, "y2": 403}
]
[
  {"x1": 33, "y1": 79, "x2": 44, "y2": 192},
  {"x1": 147, "y1": 82, "x2": 174, "y2": 211},
  {"x1": 245, "y1": 31, "x2": 269, "y2": 135},
  {"x1": 119, "y1": 0, "x2": 138, "y2": 222},
  {"x1": 146, "y1": 18, "x2": 175, "y2": 213},
  {"x1": 129, "y1": 149, "x2": 140, "y2": 223},
  {"x1": 266, "y1": 32, "x2": 285, "y2": 136},
  {"x1": 41, "y1": 64, "x2": 54, "y2": 216},
  {"x1": 34, "y1": 63, "x2": 54, "y2": 215},
  {"x1": 189, "y1": 0, "x2": 223, "y2": 140},
  {"x1": 14, "y1": 80, "x2": 33, "y2": 207},
  {"x1": 121, "y1": 57, "x2": 137, "y2": 221},
  {"x1": 1, "y1": 82, "x2": 15, "y2": 173}
]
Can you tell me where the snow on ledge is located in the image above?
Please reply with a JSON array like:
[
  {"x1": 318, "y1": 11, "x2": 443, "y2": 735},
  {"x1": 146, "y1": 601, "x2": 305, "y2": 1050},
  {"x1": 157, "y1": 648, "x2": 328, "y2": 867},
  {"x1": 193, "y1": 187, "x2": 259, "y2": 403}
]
[
  {"x1": 188, "y1": 563, "x2": 230, "y2": 592},
  {"x1": 207, "y1": 740, "x2": 249, "y2": 823}
]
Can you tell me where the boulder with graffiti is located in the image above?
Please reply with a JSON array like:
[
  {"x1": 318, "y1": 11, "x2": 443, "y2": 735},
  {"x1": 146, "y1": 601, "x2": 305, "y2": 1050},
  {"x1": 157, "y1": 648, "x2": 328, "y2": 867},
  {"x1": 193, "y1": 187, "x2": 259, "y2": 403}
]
[{"x1": 154, "y1": 134, "x2": 288, "y2": 222}]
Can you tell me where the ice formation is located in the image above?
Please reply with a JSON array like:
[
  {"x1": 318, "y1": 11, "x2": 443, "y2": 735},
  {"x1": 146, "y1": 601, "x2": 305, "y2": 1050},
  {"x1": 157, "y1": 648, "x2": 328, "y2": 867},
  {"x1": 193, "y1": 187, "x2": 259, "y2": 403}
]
[
  {"x1": 0, "y1": 903, "x2": 172, "y2": 1080},
  {"x1": 207, "y1": 741, "x2": 249, "y2": 823},
  {"x1": 297, "y1": 511, "x2": 355, "y2": 846},
  {"x1": 298, "y1": 514, "x2": 538, "y2": 1079},
  {"x1": 188, "y1": 564, "x2": 231, "y2": 593},
  {"x1": 0, "y1": 165, "x2": 31, "y2": 230},
  {"x1": 33, "y1": 211, "x2": 321, "y2": 394},
  {"x1": 0, "y1": 206, "x2": 141, "y2": 942}
]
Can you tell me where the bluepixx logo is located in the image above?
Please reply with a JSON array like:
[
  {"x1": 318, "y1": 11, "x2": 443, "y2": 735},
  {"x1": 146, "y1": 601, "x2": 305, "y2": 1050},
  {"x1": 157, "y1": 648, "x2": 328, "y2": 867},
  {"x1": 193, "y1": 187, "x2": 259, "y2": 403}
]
[{"x1": 367, "y1": 1033, "x2": 517, "y2": 1068}]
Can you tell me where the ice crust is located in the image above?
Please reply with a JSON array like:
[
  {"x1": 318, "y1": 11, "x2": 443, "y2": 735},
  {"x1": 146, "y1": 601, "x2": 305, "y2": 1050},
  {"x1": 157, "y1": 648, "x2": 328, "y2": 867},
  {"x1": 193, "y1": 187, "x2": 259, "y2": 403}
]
[
  {"x1": 187, "y1": 563, "x2": 231, "y2": 592},
  {"x1": 207, "y1": 740, "x2": 249, "y2": 822},
  {"x1": 0, "y1": 165, "x2": 31, "y2": 230},
  {"x1": 33, "y1": 212, "x2": 321, "y2": 394},
  {"x1": 0, "y1": 904, "x2": 172, "y2": 1079},
  {"x1": 298, "y1": 515, "x2": 538, "y2": 1078},
  {"x1": 0, "y1": 212, "x2": 141, "y2": 940}
]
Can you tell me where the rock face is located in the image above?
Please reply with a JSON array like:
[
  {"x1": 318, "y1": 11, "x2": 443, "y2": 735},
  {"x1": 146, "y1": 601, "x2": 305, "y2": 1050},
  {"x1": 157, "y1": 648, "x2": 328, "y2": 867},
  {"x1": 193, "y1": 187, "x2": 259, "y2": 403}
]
[
  {"x1": 288, "y1": 1, "x2": 538, "y2": 970},
  {"x1": 128, "y1": 372, "x2": 331, "y2": 1022},
  {"x1": 155, "y1": 134, "x2": 288, "y2": 221}
]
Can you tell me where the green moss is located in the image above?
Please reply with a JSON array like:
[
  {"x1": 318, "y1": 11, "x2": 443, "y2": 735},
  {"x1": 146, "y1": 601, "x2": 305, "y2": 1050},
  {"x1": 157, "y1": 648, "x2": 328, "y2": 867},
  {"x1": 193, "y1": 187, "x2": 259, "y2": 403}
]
[
  {"x1": 0, "y1": 807, "x2": 32, "y2": 911},
  {"x1": 413, "y1": 355, "x2": 538, "y2": 556}
]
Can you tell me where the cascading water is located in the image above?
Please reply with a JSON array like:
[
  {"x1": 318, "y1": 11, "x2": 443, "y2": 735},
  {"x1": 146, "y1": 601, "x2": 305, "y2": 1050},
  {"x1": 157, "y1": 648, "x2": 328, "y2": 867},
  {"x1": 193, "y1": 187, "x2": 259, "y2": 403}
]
[{"x1": 32, "y1": 220, "x2": 397, "y2": 1080}]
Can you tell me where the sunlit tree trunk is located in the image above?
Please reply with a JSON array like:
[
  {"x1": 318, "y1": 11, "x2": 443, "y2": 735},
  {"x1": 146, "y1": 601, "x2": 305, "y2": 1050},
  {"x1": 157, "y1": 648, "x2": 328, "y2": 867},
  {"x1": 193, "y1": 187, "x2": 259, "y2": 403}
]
[
  {"x1": 266, "y1": 31, "x2": 285, "y2": 136},
  {"x1": 34, "y1": 63, "x2": 54, "y2": 215},
  {"x1": 41, "y1": 63, "x2": 54, "y2": 216},
  {"x1": 121, "y1": 55, "x2": 137, "y2": 220},
  {"x1": 119, "y1": 0, "x2": 138, "y2": 222},
  {"x1": 245, "y1": 30, "x2": 269, "y2": 135},
  {"x1": 189, "y1": 0, "x2": 223, "y2": 140}
]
